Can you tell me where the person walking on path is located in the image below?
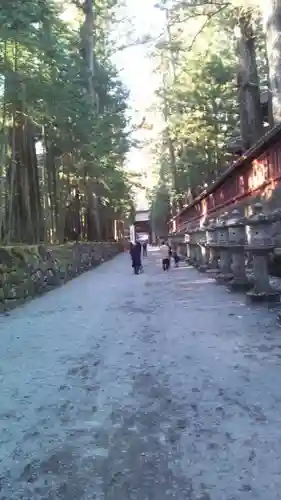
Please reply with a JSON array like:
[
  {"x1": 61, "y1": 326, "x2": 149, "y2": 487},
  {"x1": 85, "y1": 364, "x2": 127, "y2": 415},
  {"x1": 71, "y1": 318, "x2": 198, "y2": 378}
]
[
  {"x1": 129, "y1": 240, "x2": 142, "y2": 274},
  {"x1": 160, "y1": 241, "x2": 171, "y2": 271},
  {"x1": 173, "y1": 246, "x2": 180, "y2": 267},
  {"x1": 142, "y1": 241, "x2": 148, "y2": 257}
]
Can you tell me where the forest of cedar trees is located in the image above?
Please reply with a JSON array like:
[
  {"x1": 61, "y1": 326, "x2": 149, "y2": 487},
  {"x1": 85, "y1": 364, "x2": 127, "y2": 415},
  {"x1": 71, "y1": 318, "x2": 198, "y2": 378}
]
[
  {"x1": 149, "y1": 0, "x2": 281, "y2": 237},
  {"x1": 0, "y1": 0, "x2": 135, "y2": 245},
  {"x1": 1, "y1": 0, "x2": 281, "y2": 244}
]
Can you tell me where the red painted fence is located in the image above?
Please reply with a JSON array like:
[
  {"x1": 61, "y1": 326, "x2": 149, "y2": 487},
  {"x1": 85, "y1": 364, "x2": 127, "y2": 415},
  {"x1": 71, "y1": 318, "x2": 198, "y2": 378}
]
[{"x1": 171, "y1": 124, "x2": 281, "y2": 233}]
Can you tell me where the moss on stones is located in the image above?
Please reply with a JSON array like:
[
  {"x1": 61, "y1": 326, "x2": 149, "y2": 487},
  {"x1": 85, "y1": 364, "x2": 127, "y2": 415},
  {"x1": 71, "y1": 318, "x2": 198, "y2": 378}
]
[{"x1": 0, "y1": 242, "x2": 122, "y2": 312}]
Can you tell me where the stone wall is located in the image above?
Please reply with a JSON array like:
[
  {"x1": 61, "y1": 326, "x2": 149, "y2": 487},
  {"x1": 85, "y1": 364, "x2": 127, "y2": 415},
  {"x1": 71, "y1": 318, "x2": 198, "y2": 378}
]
[{"x1": 0, "y1": 242, "x2": 123, "y2": 313}]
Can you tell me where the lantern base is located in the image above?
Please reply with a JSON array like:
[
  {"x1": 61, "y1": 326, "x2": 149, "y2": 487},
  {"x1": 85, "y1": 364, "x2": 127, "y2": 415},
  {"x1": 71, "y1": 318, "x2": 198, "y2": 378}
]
[
  {"x1": 215, "y1": 272, "x2": 233, "y2": 284},
  {"x1": 206, "y1": 267, "x2": 219, "y2": 275},
  {"x1": 246, "y1": 288, "x2": 280, "y2": 303},
  {"x1": 276, "y1": 312, "x2": 281, "y2": 325},
  {"x1": 228, "y1": 277, "x2": 252, "y2": 292},
  {"x1": 198, "y1": 264, "x2": 208, "y2": 273}
]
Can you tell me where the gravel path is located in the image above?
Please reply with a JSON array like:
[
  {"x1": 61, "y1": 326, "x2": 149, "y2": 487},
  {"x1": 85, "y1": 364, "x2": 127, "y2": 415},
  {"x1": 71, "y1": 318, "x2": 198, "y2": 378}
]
[{"x1": 1, "y1": 248, "x2": 281, "y2": 499}]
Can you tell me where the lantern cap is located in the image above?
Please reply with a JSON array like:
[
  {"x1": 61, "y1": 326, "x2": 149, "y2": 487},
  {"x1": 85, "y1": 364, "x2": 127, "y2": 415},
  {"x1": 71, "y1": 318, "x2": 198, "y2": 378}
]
[{"x1": 226, "y1": 209, "x2": 245, "y2": 227}]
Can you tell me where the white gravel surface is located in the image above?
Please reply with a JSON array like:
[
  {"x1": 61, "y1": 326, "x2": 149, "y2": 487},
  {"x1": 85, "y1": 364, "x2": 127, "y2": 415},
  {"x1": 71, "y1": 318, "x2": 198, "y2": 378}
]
[{"x1": 1, "y1": 248, "x2": 281, "y2": 499}]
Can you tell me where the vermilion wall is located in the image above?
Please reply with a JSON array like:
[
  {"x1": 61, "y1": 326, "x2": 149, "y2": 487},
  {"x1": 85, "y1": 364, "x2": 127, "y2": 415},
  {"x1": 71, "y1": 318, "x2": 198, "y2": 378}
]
[{"x1": 172, "y1": 127, "x2": 281, "y2": 233}]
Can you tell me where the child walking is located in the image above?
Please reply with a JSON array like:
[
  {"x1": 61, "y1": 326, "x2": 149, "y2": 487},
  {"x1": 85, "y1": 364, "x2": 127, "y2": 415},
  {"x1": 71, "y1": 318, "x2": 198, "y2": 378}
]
[{"x1": 160, "y1": 241, "x2": 171, "y2": 271}]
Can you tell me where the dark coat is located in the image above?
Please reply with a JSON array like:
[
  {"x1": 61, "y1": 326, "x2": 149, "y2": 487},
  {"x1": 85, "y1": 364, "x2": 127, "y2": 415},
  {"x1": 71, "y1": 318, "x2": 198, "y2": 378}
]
[{"x1": 130, "y1": 242, "x2": 142, "y2": 267}]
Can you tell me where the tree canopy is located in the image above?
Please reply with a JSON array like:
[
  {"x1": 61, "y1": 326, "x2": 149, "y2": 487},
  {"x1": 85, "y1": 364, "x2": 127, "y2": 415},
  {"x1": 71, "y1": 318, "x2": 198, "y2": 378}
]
[
  {"x1": 149, "y1": 0, "x2": 269, "y2": 234},
  {"x1": 0, "y1": 0, "x2": 134, "y2": 244}
]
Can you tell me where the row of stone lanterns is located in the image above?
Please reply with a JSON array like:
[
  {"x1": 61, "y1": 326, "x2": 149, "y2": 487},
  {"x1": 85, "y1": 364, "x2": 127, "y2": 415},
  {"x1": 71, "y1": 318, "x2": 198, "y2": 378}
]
[{"x1": 185, "y1": 203, "x2": 280, "y2": 302}]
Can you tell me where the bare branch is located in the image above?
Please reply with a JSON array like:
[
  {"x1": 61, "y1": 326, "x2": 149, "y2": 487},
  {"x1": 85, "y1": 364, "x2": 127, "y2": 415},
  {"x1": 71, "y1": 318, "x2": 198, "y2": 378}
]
[
  {"x1": 154, "y1": 0, "x2": 230, "y2": 11},
  {"x1": 185, "y1": 4, "x2": 229, "y2": 51},
  {"x1": 111, "y1": 34, "x2": 164, "y2": 54},
  {"x1": 175, "y1": 0, "x2": 229, "y2": 7}
]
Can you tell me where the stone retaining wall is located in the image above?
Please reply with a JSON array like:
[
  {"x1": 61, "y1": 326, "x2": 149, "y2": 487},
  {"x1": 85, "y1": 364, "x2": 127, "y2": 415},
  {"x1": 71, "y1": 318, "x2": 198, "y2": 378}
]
[{"x1": 0, "y1": 242, "x2": 123, "y2": 313}]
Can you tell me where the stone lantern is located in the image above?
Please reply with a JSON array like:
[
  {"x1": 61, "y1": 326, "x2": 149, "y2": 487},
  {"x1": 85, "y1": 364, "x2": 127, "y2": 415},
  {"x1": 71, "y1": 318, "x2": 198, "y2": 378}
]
[
  {"x1": 206, "y1": 219, "x2": 219, "y2": 271},
  {"x1": 198, "y1": 222, "x2": 209, "y2": 272},
  {"x1": 188, "y1": 227, "x2": 198, "y2": 266},
  {"x1": 245, "y1": 203, "x2": 280, "y2": 302},
  {"x1": 215, "y1": 213, "x2": 233, "y2": 284},
  {"x1": 192, "y1": 227, "x2": 201, "y2": 268},
  {"x1": 184, "y1": 228, "x2": 191, "y2": 263},
  {"x1": 194, "y1": 225, "x2": 206, "y2": 269},
  {"x1": 266, "y1": 208, "x2": 281, "y2": 275},
  {"x1": 227, "y1": 209, "x2": 251, "y2": 291}
]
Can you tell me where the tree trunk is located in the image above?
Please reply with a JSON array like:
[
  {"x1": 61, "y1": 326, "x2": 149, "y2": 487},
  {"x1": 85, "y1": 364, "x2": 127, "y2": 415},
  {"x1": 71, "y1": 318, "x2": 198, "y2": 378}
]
[
  {"x1": 263, "y1": 50, "x2": 274, "y2": 127},
  {"x1": 162, "y1": 15, "x2": 180, "y2": 215},
  {"x1": 163, "y1": 86, "x2": 178, "y2": 214},
  {"x1": 44, "y1": 132, "x2": 58, "y2": 241},
  {"x1": 80, "y1": 0, "x2": 101, "y2": 239},
  {"x1": 57, "y1": 158, "x2": 71, "y2": 243},
  {"x1": 26, "y1": 122, "x2": 44, "y2": 242},
  {"x1": 237, "y1": 11, "x2": 264, "y2": 149},
  {"x1": 0, "y1": 43, "x2": 7, "y2": 242},
  {"x1": 83, "y1": 0, "x2": 96, "y2": 105},
  {"x1": 6, "y1": 51, "x2": 33, "y2": 243},
  {"x1": 5, "y1": 41, "x2": 44, "y2": 244},
  {"x1": 264, "y1": 0, "x2": 281, "y2": 124}
]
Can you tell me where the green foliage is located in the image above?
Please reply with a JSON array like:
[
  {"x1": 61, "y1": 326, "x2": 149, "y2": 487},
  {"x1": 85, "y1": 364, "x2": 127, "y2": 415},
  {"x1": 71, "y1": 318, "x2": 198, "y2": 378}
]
[
  {"x1": 150, "y1": 0, "x2": 266, "y2": 232},
  {"x1": 0, "y1": 0, "x2": 133, "y2": 243}
]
